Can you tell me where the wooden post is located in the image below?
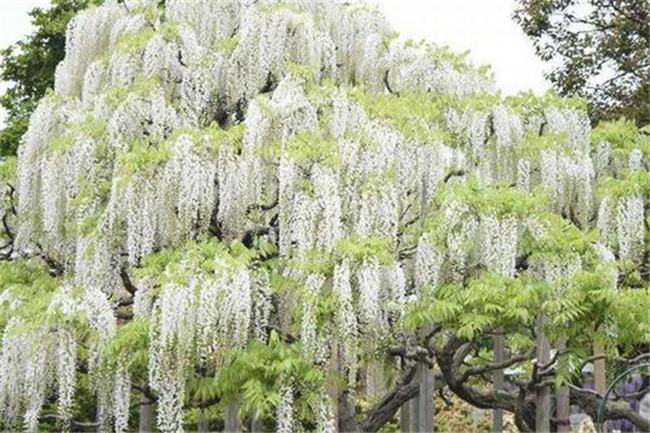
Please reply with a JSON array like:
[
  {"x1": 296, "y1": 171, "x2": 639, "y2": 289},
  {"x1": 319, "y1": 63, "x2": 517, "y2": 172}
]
[
  {"x1": 593, "y1": 340, "x2": 606, "y2": 395},
  {"x1": 250, "y1": 410, "x2": 265, "y2": 433},
  {"x1": 593, "y1": 337, "x2": 606, "y2": 432},
  {"x1": 338, "y1": 390, "x2": 359, "y2": 433},
  {"x1": 535, "y1": 315, "x2": 550, "y2": 433},
  {"x1": 400, "y1": 399, "x2": 411, "y2": 433},
  {"x1": 225, "y1": 398, "x2": 242, "y2": 432},
  {"x1": 556, "y1": 338, "x2": 570, "y2": 433},
  {"x1": 197, "y1": 409, "x2": 209, "y2": 433},
  {"x1": 328, "y1": 347, "x2": 340, "y2": 433},
  {"x1": 138, "y1": 395, "x2": 154, "y2": 432},
  {"x1": 492, "y1": 330, "x2": 504, "y2": 433},
  {"x1": 415, "y1": 361, "x2": 435, "y2": 433},
  {"x1": 410, "y1": 388, "x2": 419, "y2": 432}
]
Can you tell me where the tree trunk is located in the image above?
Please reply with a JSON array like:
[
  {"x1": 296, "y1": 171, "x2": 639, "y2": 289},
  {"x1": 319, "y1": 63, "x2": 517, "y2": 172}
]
[
  {"x1": 225, "y1": 398, "x2": 241, "y2": 433},
  {"x1": 535, "y1": 315, "x2": 550, "y2": 433},
  {"x1": 138, "y1": 395, "x2": 154, "y2": 433},
  {"x1": 555, "y1": 338, "x2": 570, "y2": 433},
  {"x1": 493, "y1": 330, "x2": 504, "y2": 433}
]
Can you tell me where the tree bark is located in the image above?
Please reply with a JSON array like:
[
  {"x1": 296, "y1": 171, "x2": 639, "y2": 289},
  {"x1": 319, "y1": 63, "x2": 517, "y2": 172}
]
[
  {"x1": 360, "y1": 365, "x2": 444, "y2": 433},
  {"x1": 535, "y1": 315, "x2": 550, "y2": 433},
  {"x1": 492, "y1": 330, "x2": 504, "y2": 433},
  {"x1": 570, "y1": 385, "x2": 650, "y2": 432}
]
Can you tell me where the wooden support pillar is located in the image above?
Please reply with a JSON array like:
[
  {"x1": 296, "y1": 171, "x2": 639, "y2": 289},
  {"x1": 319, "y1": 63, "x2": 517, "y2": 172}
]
[
  {"x1": 492, "y1": 330, "x2": 504, "y2": 433},
  {"x1": 197, "y1": 409, "x2": 209, "y2": 433},
  {"x1": 593, "y1": 337, "x2": 607, "y2": 432},
  {"x1": 400, "y1": 399, "x2": 412, "y2": 433},
  {"x1": 414, "y1": 361, "x2": 434, "y2": 433},
  {"x1": 138, "y1": 395, "x2": 154, "y2": 433},
  {"x1": 535, "y1": 315, "x2": 550, "y2": 433},
  {"x1": 556, "y1": 338, "x2": 570, "y2": 433},
  {"x1": 250, "y1": 410, "x2": 265, "y2": 433},
  {"x1": 593, "y1": 340, "x2": 606, "y2": 395},
  {"x1": 328, "y1": 348, "x2": 340, "y2": 433},
  {"x1": 225, "y1": 398, "x2": 242, "y2": 433},
  {"x1": 338, "y1": 390, "x2": 359, "y2": 433}
]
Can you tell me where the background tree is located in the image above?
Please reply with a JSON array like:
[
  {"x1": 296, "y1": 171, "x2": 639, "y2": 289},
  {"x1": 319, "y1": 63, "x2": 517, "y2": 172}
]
[
  {"x1": 514, "y1": 0, "x2": 650, "y2": 126},
  {"x1": 0, "y1": 0, "x2": 102, "y2": 157}
]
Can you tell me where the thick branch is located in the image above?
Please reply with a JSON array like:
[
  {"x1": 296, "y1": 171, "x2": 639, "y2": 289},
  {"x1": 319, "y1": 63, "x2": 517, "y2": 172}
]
[
  {"x1": 39, "y1": 414, "x2": 99, "y2": 429},
  {"x1": 361, "y1": 365, "x2": 444, "y2": 432},
  {"x1": 460, "y1": 350, "x2": 534, "y2": 383},
  {"x1": 570, "y1": 384, "x2": 650, "y2": 432},
  {"x1": 120, "y1": 267, "x2": 138, "y2": 295}
]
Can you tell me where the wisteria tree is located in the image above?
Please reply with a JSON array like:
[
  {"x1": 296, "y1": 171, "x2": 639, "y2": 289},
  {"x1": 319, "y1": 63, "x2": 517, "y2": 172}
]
[{"x1": 0, "y1": 1, "x2": 648, "y2": 432}]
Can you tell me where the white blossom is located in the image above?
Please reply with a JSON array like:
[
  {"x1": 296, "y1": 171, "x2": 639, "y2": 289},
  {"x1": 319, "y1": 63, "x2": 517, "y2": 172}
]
[{"x1": 276, "y1": 385, "x2": 294, "y2": 433}]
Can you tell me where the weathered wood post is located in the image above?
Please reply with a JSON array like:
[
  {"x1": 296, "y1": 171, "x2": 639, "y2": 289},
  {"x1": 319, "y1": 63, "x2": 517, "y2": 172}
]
[
  {"x1": 492, "y1": 330, "x2": 504, "y2": 433},
  {"x1": 535, "y1": 315, "x2": 550, "y2": 433},
  {"x1": 225, "y1": 398, "x2": 242, "y2": 432}
]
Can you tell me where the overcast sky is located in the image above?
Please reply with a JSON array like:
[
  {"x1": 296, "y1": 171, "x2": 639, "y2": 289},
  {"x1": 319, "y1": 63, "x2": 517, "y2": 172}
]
[{"x1": 0, "y1": 0, "x2": 550, "y2": 124}]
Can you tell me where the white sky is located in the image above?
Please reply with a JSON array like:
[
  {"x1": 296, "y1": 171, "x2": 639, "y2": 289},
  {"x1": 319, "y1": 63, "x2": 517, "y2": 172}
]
[{"x1": 0, "y1": 0, "x2": 550, "y2": 124}]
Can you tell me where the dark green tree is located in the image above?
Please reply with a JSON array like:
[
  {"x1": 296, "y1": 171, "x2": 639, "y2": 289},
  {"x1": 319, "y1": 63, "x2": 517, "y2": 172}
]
[
  {"x1": 514, "y1": 0, "x2": 650, "y2": 126},
  {"x1": 0, "y1": 0, "x2": 102, "y2": 157}
]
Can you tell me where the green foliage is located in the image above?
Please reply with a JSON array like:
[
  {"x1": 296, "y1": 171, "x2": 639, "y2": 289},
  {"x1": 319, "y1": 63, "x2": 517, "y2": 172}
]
[
  {"x1": 134, "y1": 239, "x2": 256, "y2": 286},
  {"x1": 0, "y1": 259, "x2": 61, "y2": 330},
  {"x1": 211, "y1": 36, "x2": 238, "y2": 53},
  {"x1": 214, "y1": 331, "x2": 324, "y2": 418},
  {"x1": 102, "y1": 76, "x2": 161, "y2": 108},
  {"x1": 592, "y1": 118, "x2": 650, "y2": 165},
  {"x1": 115, "y1": 26, "x2": 156, "y2": 54},
  {"x1": 597, "y1": 170, "x2": 650, "y2": 199},
  {"x1": 104, "y1": 318, "x2": 150, "y2": 375},
  {"x1": 505, "y1": 89, "x2": 588, "y2": 114},
  {"x1": 117, "y1": 138, "x2": 172, "y2": 176},
  {"x1": 404, "y1": 274, "x2": 537, "y2": 339},
  {"x1": 0, "y1": 156, "x2": 16, "y2": 183},
  {"x1": 351, "y1": 90, "x2": 448, "y2": 143},
  {"x1": 335, "y1": 235, "x2": 394, "y2": 265},
  {"x1": 286, "y1": 129, "x2": 339, "y2": 168},
  {"x1": 0, "y1": 0, "x2": 104, "y2": 156}
]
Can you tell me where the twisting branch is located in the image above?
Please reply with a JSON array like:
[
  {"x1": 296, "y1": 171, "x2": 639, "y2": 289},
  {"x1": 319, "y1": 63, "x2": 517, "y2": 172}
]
[
  {"x1": 120, "y1": 267, "x2": 138, "y2": 295},
  {"x1": 569, "y1": 384, "x2": 650, "y2": 432},
  {"x1": 383, "y1": 70, "x2": 399, "y2": 96},
  {"x1": 360, "y1": 366, "x2": 444, "y2": 432},
  {"x1": 246, "y1": 195, "x2": 278, "y2": 214},
  {"x1": 459, "y1": 350, "x2": 534, "y2": 383},
  {"x1": 33, "y1": 242, "x2": 64, "y2": 276},
  {"x1": 443, "y1": 169, "x2": 466, "y2": 183},
  {"x1": 39, "y1": 414, "x2": 99, "y2": 429}
]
